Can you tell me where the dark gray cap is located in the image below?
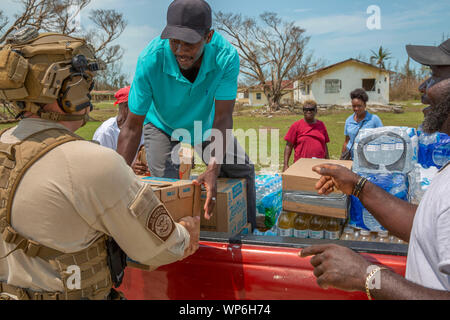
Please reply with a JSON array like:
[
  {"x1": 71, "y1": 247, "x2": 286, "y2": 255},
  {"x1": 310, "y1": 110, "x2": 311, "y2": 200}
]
[
  {"x1": 406, "y1": 39, "x2": 450, "y2": 66},
  {"x1": 161, "y1": 0, "x2": 212, "y2": 44}
]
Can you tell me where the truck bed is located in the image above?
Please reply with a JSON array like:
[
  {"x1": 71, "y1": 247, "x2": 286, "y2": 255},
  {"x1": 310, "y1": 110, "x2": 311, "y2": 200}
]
[{"x1": 119, "y1": 231, "x2": 408, "y2": 300}]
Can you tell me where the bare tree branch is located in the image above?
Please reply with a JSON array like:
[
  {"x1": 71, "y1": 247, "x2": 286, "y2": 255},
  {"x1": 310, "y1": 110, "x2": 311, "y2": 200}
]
[
  {"x1": 83, "y1": 8, "x2": 127, "y2": 68},
  {"x1": 42, "y1": 0, "x2": 91, "y2": 35},
  {"x1": 0, "y1": 0, "x2": 46, "y2": 43},
  {"x1": 0, "y1": 0, "x2": 129, "y2": 97},
  {"x1": 214, "y1": 11, "x2": 315, "y2": 111}
]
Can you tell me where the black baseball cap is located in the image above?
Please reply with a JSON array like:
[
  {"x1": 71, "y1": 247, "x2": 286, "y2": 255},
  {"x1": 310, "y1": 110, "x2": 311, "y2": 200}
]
[
  {"x1": 406, "y1": 39, "x2": 450, "y2": 66},
  {"x1": 161, "y1": 0, "x2": 212, "y2": 44}
]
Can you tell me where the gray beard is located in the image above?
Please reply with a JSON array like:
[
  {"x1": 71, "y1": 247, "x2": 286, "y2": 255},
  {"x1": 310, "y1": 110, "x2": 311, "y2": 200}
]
[{"x1": 422, "y1": 97, "x2": 449, "y2": 134}]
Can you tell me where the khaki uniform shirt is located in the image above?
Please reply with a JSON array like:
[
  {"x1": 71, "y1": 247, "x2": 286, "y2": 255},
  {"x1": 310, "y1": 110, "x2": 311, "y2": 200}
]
[{"x1": 0, "y1": 118, "x2": 189, "y2": 292}]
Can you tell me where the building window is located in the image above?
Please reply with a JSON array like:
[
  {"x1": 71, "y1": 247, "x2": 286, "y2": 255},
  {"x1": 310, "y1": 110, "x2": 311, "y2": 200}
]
[
  {"x1": 325, "y1": 79, "x2": 341, "y2": 94},
  {"x1": 256, "y1": 93, "x2": 262, "y2": 100},
  {"x1": 300, "y1": 84, "x2": 310, "y2": 95},
  {"x1": 362, "y1": 78, "x2": 376, "y2": 91}
]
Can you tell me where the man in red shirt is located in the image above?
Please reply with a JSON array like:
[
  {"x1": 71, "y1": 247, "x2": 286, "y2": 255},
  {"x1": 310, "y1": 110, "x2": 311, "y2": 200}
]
[{"x1": 283, "y1": 100, "x2": 330, "y2": 172}]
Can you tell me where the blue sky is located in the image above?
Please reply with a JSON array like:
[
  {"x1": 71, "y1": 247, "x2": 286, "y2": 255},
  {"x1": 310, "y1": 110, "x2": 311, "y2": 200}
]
[{"x1": 3, "y1": 0, "x2": 450, "y2": 82}]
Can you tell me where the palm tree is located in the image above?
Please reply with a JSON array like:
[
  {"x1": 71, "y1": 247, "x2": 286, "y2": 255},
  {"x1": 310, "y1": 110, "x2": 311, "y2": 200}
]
[{"x1": 370, "y1": 46, "x2": 392, "y2": 69}]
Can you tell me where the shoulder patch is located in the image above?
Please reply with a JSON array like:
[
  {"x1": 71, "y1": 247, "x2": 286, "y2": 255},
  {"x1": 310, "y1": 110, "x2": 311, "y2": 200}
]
[
  {"x1": 146, "y1": 204, "x2": 175, "y2": 242},
  {"x1": 129, "y1": 183, "x2": 157, "y2": 218}
]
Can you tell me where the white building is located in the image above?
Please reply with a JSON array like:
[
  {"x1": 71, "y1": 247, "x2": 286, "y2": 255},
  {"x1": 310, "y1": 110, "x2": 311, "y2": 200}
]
[{"x1": 294, "y1": 59, "x2": 391, "y2": 106}]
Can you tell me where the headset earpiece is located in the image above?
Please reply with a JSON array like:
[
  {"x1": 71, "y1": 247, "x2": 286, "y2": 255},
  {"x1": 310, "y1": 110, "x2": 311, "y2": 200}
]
[{"x1": 57, "y1": 73, "x2": 94, "y2": 113}]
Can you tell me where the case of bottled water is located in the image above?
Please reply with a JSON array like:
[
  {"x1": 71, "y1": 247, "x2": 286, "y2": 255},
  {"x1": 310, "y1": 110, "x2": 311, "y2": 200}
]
[
  {"x1": 254, "y1": 173, "x2": 282, "y2": 231},
  {"x1": 349, "y1": 172, "x2": 408, "y2": 231},
  {"x1": 408, "y1": 164, "x2": 439, "y2": 205},
  {"x1": 417, "y1": 131, "x2": 450, "y2": 169},
  {"x1": 353, "y1": 127, "x2": 417, "y2": 174}
]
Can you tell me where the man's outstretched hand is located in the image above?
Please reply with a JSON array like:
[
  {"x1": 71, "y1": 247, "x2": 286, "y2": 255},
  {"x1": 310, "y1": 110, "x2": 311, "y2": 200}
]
[
  {"x1": 312, "y1": 164, "x2": 360, "y2": 195},
  {"x1": 193, "y1": 168, "x2": 218, "y2": 220}
]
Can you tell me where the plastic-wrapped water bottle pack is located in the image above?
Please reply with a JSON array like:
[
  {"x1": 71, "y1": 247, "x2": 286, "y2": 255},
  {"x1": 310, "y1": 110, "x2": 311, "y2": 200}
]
[
  {"x1": 417, "y1": 131, "x2": 450, "y2": 169},
  {"x1": 408, "y1": 164, "x2": 439, "y2": 205},
  {"x1": 253, "y1": 174, "x2": 282, "y2": 235},
  {"x1": 350, "y1": 126, "x2": 415, "y2": 231},
  {"x1": 353, "y1": 126, "x2": 418, "y2": 174},
  {"x1": 349, "y1": 172, "x2": 408, "y2": 231}
]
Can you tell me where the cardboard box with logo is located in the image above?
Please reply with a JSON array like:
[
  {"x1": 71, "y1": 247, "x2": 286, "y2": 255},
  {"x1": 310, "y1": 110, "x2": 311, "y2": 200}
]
[
  {"x1": 140, "y1": 176, "x2": 201, "y2": 222},
  {"x1": 128, "y1": 177, "x2": 201, "y2": 271},
  {"x1": 282, "y1": 158, "x2": 353, "y2": 219},
  {"x1": 200, "y1": 178, "x2": 248, "y2": 234}
]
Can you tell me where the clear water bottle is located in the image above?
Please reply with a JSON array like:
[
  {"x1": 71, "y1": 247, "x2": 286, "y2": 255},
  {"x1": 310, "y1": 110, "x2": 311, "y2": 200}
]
[
  {"x1": 340, "y1": 227, "x2": 355, "y2": 241},
  {"x1": 374, "y1": 230, "x2": 389, "y2": 243},
  {"x1": 390, "y1": 183, "x2": 408, "y2": 198},
  {"x1": 353, "y1": 227, "x2": 361, "y2": 240},
  {"x1": 389, "y1": 234, "x2": 407, "y2": 244},
  {"x1": 380, "y1": 139, "x2": 397, "y2": 165},
  {"x1": 432, "y1": 143, "x2": 450, "y2": 168},
  {"x1": 356, "y1": 230, "x2": 371, "y2": 242},
  {"x1": 419, "y1": 133, "x2": 437, "y2": 168}
]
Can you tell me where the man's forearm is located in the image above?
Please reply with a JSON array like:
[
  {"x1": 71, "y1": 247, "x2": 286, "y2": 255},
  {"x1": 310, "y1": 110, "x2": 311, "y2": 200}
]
[
  {"x1": 358, "y1": 181, "x2": 417, "y2": 241},
  {"x1": 117, "y1": 125, "x2": 142, "y2": 166},
  {"x1": 211, "y1": 114, "x2": 233, "y2": 174},
  {"x1": 371, "y1": 269, "x2": 450, "y2": 300}
]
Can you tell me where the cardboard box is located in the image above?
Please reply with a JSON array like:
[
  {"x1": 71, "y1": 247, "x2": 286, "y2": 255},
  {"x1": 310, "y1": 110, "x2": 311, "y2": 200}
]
[
  {"x1": 282, "y1": 158, "x2": 353, "y2": 219},
  {"x1": 240, "y1": 223, "x2": 252, "y2": 235},
  {"x1": 127, "y1": 177, "x2": 200, "y2": 271},
  {"x1": 137, "y1": 146, "x2": 194, "y2": 179},
  {"x1": 141, "y1": 176, "x2": 201, "y2": 222},
  {"x1": 179, "y1": 147, "x2": 194, "y2": 180},
  {"x1": 200, "y1": 179, "x2": 248, "y2": 234}
]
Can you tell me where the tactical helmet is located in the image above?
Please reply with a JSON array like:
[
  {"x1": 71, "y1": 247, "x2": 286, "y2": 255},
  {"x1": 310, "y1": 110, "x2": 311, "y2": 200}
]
[{"x1": 0, "y1": 26, "x2": 104, "y2": 122}]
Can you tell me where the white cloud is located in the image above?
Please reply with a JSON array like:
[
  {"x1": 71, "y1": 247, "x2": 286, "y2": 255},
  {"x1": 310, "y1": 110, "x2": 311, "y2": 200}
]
[
  {"x1": 297, "y1": 14, "x2": 367, "y2": 36},
  {"x1": 296, "y1": 3, "x2": 447, "y2": 38}
]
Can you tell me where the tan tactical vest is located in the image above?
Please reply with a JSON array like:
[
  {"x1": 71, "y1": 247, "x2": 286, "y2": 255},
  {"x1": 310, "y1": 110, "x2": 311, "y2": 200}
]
[{"x1": 0, "y1": 127, "x2": 112, "y2": 300}]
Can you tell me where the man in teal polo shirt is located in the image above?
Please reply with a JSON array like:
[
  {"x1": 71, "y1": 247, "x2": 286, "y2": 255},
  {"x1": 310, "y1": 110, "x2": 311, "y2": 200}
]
[{"x1": 117, "y1": 0, "x2": 256, "y2": 229}]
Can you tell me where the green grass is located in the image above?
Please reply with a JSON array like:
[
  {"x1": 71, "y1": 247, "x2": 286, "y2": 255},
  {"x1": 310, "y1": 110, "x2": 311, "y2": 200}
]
[
  {"x1": 392, "y1": 100, "x2": 426, "y2": 112},
  {"x1": 75, "y1": 121, "x2": 104, "y2": 139},
  {"x1": 1, "y1": 101, "x2": 426, "y2": 174},
  {"x1": 232, "y1": 109, "x2": 424, "y2": 172}
]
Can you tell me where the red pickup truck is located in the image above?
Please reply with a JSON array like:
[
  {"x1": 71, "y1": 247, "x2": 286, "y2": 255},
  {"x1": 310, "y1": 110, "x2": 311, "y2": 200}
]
[{"x1": 119, "y1": 231, "x2": 408, "y2": 300}]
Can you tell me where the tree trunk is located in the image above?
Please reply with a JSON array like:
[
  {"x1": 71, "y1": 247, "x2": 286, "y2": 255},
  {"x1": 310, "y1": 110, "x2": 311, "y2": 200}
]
[
  {"x1": 270, "y1": 101, "x2": 281, "y2": 112},
  {"x1": 270, "y1": 92, "x2": 282, "y2": 112}
]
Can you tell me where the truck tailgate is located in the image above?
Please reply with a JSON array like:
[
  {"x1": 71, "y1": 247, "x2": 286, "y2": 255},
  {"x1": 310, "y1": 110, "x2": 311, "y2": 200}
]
[{"x1": 119, "y1": 232, "x2": 407, "y2": 300}]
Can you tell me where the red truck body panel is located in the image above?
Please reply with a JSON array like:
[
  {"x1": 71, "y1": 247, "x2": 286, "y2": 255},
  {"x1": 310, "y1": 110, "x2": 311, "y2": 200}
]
[{"x1": 119, "y1": 237, "x2": 407, "y2": 300}]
